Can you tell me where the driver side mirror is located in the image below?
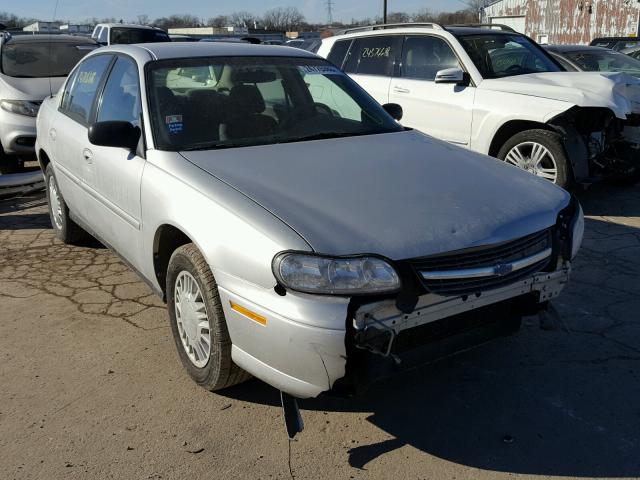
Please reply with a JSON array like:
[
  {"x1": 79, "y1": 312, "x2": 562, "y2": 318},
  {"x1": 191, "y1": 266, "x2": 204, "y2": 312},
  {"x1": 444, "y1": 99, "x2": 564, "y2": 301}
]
[
  {"x1": 88, "y1": 121, "x2": 140, "y2": 151},
  {"x1": 382, "y1": 103, "x2": 403, "y2": 121},
  {"x1": 435, "y1": 68, "x2": 471, "y2": 86}
]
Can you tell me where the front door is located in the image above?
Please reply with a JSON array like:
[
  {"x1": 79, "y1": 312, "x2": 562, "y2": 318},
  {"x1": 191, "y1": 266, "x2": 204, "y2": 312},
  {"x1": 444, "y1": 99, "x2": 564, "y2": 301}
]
[
  {"x1": 83, "y1": 55, "x2": 146, "y2": 266},
  {"x1": 389, "y1": 35, "x2": 475, "y2": 147}
]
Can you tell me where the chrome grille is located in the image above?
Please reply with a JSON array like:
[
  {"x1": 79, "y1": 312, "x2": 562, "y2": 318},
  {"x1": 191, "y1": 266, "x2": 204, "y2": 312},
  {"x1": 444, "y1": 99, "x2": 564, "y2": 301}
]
[{"x1": 411, "y1": 229, "x2": 552, "y2": 296}]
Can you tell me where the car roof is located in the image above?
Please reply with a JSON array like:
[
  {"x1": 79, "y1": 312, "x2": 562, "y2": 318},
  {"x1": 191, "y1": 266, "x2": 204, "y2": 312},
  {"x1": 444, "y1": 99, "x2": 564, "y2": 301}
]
[
  {"x1": 592, "y1": 36, "x2": 638, "y2": 41},
  {"x1": 329, "y1": 25, "x2": 517, "y2": 41},
  {"x1": 545, "y1": 44, "x2": 611, "y2": 52},
  {"x1": 5, "y1": 34, "x2": 98, "y2": 45},
  {"x1": 99, "y1": 42, "x2": 319, "y2": 61},
  {"x1": 446, "y1": 26, "x2": 514, "y2": 36},
  {"x1": 96, "y1": 23, "x2": 160, "y2": 30}
]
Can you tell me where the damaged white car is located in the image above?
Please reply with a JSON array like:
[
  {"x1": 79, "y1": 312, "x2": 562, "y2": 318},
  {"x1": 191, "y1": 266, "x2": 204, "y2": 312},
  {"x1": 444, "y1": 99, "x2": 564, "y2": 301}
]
[
  {"x1": 318, "y1": 24, "x2": 640, "y2": 188},
  {"x1": 36, "y1": 43, "x2": 583, "y2": 404}
]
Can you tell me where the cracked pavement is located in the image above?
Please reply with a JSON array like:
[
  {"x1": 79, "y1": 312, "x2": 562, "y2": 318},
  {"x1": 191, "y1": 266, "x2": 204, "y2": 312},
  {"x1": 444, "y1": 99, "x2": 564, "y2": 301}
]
[{"x1": 1, "y1": 184, "x2": 639, "y2": 480}]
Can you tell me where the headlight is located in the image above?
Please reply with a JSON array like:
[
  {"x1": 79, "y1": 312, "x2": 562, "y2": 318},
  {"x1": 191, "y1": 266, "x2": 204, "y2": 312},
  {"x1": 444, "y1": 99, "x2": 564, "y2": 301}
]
[
  {"x1": 272, "y1": 252, "x2": 401, "y2": 295},
  {"x1": 571, "y1": 203, "x2": 584, "y2": 260},
  {"x1": 0, "y1": 100, "x2": 41, "y2": 117}
]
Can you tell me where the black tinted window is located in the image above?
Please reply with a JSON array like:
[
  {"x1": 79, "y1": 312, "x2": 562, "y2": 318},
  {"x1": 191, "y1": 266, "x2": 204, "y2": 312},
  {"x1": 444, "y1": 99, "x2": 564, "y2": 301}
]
[
  {"x1": 401, "y1": 36, "x2": 460, "y2": 80},
  {"x1": 60, "y1": 55, "x2": 112, "y2": 123},
  {"x1": 97, "y1": 57, "x2": 141, "y2": 125},
  {"x1": 110, "y1": 28, "x2": 170, "y2": 45},
  {"x1": 1, "y1": 42, "x2": 97, "y2": 78},
  {"x1": 327, "y1": 40, "x2": 352, "y2": 68},
  {"x1": 343, "y1": 36, "x2": 399, "y2": 76}
]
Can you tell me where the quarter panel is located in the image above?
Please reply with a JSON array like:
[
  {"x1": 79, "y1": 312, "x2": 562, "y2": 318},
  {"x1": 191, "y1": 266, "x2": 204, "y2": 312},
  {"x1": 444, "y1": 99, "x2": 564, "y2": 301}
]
[{"x1": 471, "y1": 89, "x2": 574, "y2": 154}]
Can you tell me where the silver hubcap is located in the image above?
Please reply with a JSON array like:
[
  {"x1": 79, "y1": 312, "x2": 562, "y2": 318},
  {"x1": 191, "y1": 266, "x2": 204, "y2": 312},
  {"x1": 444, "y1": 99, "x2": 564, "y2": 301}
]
[
  {"x1": 48, "y1": 176, "x2": 63, "y2": 229},
  {"x1": 174, "y1": 271, "x2": 211, "y2": 368},
  {"x1": 505, "y1": 141, "x2": 558, "y2": 183}
]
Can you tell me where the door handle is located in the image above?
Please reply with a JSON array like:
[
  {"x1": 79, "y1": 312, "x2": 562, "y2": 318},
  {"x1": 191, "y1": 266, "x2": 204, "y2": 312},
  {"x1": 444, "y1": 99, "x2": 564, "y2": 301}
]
[
  {"x1": 393, "y1": 86, "x2": 411, "y2": 94},
  {"x1": 82, "y1": 149, "x2": 93, "y2": 164},
  {"x1": 49, "y1": 128, "x2": 56, "y2": 141}
]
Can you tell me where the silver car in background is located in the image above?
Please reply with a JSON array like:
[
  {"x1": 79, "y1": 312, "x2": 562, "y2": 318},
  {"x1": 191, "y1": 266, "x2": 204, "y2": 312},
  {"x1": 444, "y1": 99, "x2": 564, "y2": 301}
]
[
  {"x1": 36, "y1": 43, "x2": 583, "y2": 399},
  {"x1": 0, "y1": 33, "x2": 98, "y2": 173}
]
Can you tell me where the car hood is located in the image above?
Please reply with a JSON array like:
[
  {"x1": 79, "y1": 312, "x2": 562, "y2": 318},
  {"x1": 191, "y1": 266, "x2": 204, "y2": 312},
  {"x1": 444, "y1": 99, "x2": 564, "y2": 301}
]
[
  {"x1": 0, "y1": 75, "x2": 65, "y2": 100},
  {"x1": 180, "y1": 131, "x2": 569, "y2": 260},
  {"x1": 479, "y1": 72, "x2": 640, "y2": 119}
]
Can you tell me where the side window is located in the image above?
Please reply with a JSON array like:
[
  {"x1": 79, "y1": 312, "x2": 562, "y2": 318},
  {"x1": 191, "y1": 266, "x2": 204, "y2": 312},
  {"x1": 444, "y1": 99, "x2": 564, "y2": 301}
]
[
  {"x1": 60, "y1": 55, "x2": 113, "y2": 124},
  {"x1": 97, "y1": 57, "x2": 141, "y2": 126},
  {"x1": 98, "y1": 27, "x2": 108, "y2": 44},
  {"x1": 343, "y1": 36, "x2": 400, "y2": 77},
  {"x1": 401, "y1": 36, "x2": 460, "y2": 81},
  {"x1": 327, "y1": 40, "x2": 352, "y2": 68},
  {"x1": 91, "y1": 27, "x2": 101, "y2": 40}
]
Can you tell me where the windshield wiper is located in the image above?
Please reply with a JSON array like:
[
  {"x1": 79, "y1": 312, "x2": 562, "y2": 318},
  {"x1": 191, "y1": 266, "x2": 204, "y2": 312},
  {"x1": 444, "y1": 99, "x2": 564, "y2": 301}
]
[{"x1": 276, "y1": 131, "x2": 373, "y2": 144}]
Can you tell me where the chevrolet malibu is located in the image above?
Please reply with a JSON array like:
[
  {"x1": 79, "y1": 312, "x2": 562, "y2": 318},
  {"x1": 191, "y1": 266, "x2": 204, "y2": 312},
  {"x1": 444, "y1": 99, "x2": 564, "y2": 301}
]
[{"x1": 36, "y1": 43, "x2": 583, "y2": 399}]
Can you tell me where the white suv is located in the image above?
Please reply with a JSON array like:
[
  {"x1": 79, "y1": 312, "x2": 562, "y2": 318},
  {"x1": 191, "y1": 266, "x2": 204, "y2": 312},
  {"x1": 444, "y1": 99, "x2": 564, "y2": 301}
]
[
  {"x1": 91, "y1": 23, "x2": 170, "y2": 46},
  {"x1": 318, "y1": 24, "x2": 640, "y2": 188}
]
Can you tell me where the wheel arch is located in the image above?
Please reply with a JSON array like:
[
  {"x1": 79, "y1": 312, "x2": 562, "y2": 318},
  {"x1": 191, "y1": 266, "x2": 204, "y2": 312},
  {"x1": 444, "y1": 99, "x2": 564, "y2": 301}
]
[
  {"x1": 38, "y1": 148, "x2": 51, "y2": 172},
  {"x1": 488, "y1": 120, "x2": 554, "y2": 158},
  {"x1": 152, "y1": 223, "x2": 197, "y2": 300}
]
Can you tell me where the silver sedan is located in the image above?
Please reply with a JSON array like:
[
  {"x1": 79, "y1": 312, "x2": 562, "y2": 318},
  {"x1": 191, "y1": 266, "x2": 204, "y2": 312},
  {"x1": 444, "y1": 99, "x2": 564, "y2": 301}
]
[{"x1": 36, "y1": 42, "x2": 583, "y2": 399}]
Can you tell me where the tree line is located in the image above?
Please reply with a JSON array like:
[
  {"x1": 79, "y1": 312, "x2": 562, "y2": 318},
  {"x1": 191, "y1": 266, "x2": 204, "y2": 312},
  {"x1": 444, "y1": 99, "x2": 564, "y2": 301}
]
[{"x1": 1, "y1": 4, "x2": 485, "y2": 32}]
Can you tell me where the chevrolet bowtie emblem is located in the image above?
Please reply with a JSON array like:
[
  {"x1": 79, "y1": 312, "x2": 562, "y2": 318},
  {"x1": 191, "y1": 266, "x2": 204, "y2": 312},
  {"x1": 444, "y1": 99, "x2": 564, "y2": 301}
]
[{"x1": 493, "y1": 263, "x2": 513, "y2": 276}]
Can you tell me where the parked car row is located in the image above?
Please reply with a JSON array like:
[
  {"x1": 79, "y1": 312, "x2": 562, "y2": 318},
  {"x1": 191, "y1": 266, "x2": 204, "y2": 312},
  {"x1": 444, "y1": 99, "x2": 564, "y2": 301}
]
[{"x1": 2, "y1": 22, "x2": 636, "y2": 411}]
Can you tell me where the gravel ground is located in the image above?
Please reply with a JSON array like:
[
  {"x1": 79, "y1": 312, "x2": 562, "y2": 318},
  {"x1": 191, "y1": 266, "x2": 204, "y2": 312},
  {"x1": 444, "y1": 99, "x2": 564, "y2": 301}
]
[{"x1": 1, "y1": 184, "x2": 639, "y2": 480}]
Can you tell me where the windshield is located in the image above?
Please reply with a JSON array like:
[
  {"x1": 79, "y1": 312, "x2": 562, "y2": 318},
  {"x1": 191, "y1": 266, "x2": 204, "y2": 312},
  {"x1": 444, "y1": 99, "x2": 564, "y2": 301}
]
[
  {"x1": 110, "y1": 28, "x2": 170, "y2": 44},
  {"x1": 458, "y1": 34, "x2": 561, "y2": 79},
  {"x1": 565, "y1": 49, "x2": 640, "y2": 76},
  {"x1": 146, "y1": 56, "x2": 403, "y2": 151},
  {"x1": 1, "y1": 42, "x2": 98, "y2": 78}
]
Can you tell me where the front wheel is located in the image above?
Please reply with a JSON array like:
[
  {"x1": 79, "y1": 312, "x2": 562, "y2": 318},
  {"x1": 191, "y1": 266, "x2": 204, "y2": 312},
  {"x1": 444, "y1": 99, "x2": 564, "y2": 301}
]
[
  {"x1": 166, "y1": 244, "x2": 251, "y2": 391},
  {"x1": 497, "y1": 129, "x2": 571, "y2": 189}
]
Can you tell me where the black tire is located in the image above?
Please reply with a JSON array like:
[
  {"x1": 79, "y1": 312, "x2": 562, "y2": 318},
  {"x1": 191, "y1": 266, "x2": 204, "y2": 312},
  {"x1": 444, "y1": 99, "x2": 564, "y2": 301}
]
[
  {"x1": 44, "y1": 163, "x2": 90, "y2": 244},
  {"x1": 166, "y1": 244, "x2": 251, "y2": 391},
  {"x1": 497, "y1": 129, "x2": 571, "y2": 189}
]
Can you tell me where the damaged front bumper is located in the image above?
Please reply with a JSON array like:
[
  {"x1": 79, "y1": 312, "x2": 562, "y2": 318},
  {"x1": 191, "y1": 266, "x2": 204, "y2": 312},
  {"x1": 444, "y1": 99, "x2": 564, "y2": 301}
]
[{"x1": 352, "y1": 264, "x2": 570, "y2": 359}]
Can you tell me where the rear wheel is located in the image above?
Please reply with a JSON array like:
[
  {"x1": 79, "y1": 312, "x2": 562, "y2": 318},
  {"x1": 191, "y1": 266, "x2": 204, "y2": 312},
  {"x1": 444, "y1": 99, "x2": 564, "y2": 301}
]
[
  {"x1": 45, "y1": 163, "x2": 89, "y2": 244},
  {"x1": 497, "y1": 129, "x2": 570, "y2": 188},
  {"x1": 166, "y1": 244, "x2": 250, "y2": 391}
]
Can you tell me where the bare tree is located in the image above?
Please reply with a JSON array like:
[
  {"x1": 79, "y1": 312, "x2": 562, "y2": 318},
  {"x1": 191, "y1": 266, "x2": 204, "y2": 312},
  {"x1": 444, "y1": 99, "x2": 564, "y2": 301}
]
[
  {"x1": 136, "y1": 14, "x2": 149, "y2": 25},
  {"x1": 262, "y1": 7, "x2": 305, "y2": 31},
  {"x1": 229, "y1": 11, "x2": 258, "y2": 28},
  {"x1": 152, "y1": 14, "x2": 201, "y2": 30},
  {"x1": 386, "y1": 12, "x2": 411, "y2": 24},
  {"x1": 207, "y1": 15, "x2": 229, "y2": 27},
  {"x1": 412, "y1": 9, "x2": 437, "y2": 22}
]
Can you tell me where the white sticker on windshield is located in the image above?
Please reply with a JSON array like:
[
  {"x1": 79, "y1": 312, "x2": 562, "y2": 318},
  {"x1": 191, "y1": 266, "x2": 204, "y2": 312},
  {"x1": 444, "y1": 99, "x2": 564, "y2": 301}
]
[{"x1": 299, "y1": 65, "x2": 343, "y2": 76}]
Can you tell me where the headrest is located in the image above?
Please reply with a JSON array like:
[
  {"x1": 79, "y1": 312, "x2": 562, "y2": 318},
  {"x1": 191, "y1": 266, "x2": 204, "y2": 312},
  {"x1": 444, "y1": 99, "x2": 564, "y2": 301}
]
[{"x1": 229, "y1": 84, "x2": 265, "y2": 115}]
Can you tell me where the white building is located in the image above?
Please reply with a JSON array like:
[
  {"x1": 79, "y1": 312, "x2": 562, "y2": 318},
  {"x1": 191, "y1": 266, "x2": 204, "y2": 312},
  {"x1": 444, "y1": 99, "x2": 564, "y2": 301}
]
[
  {"x1": 22, "y1": 21, "x2": 62, "y2": 33},
  {"x1": 59, "y1": 24, "x2": 93, "y2": 34}
]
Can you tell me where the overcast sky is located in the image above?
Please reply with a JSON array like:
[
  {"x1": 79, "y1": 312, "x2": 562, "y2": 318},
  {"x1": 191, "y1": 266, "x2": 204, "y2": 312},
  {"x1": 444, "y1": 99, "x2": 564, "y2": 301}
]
[{"x1": 10, "y1": 0, "x2": 469, "y2": 23}]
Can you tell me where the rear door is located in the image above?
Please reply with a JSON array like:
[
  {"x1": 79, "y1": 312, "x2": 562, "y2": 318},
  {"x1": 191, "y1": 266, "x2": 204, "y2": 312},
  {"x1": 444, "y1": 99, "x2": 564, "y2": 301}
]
[
  {"x1": 388, "y1": 35, "x2": 475, "y2": 146},
  {"x1": 52, "y1": 54, "x2": 114, "y2": 219},
  {"x1": 83, "y1": 55, "x2": 146, "y2": 265},
  {"x1": 342, "y1": 35, "x2": 401, "y2": 105}
]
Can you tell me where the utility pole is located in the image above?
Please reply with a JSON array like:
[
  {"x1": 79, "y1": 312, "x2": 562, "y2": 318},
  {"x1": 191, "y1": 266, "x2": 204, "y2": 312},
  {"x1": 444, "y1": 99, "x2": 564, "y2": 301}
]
[
  {"x1": 383, "y1": 0, "x2": 388, "y2": 23},
  {"x1": 326, "y1": 0, "x2": 334, "y2": 25}
]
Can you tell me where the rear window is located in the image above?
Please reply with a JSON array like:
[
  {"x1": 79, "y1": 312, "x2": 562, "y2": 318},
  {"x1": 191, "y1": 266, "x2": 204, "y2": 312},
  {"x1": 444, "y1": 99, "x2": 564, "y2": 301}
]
[
  {"x1": 1, "y1": 42, "x2": 98, "y2": 78},
  {"x1": 343, "y1": 36, "x2": 400, "y2": 76},
  {"x1": 110, "y1": 28, "x2": 170, "y2": 45}
]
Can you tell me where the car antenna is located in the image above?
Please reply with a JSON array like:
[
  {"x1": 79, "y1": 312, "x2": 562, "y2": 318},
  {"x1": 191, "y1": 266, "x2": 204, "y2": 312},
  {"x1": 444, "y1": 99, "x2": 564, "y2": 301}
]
[{"x1": 48, "y1": 0, "x2": 61, "y2": 98}]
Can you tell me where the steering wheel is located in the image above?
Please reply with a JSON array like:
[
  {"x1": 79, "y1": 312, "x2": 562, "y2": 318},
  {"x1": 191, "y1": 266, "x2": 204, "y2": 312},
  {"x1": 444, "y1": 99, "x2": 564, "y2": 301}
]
[
  {"x1": 504, "y1": 64, "x2": 524, "y2": 74},
  {"x1": 314, "y1": 102, "x2": 335, "y2": 117}
]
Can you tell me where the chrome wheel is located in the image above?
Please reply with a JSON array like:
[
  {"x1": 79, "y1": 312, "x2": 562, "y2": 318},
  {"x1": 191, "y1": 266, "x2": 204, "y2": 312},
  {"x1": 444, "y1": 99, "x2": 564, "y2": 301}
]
[
  {"x1": 174, "y1": 271, "x2": 211, "y2": 368},
  {"x1": 504, "y1": 141, "x2": 558, "y2": 183},
  {"x1": 48, "y1": 175, "x2": 63, "y2": 230}
]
